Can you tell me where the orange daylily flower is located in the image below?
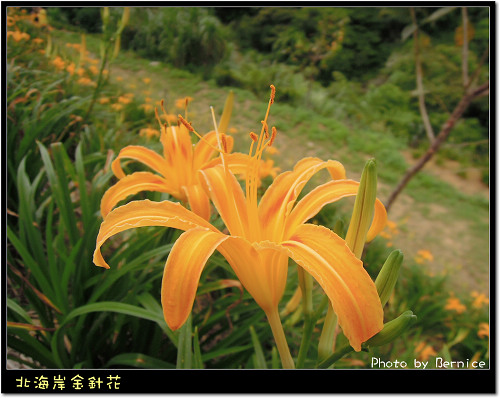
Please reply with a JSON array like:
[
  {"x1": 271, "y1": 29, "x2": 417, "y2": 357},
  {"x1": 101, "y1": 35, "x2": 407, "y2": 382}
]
[
  {"x1": 100, "y1": 94, "x2": 274, "y2": 221},
  {"x1": 140, "y1": 103, "x2": 154, "y2": 113},
  {"x1": 471, "y1": 291, "x2": 489, "y2": 309},
  {"x1": 139, "y1": 127, "x2": 160, "y2": 139},
  {"x1": 176, "y1": 96, "x2": 193, "y2": 109},
  {"x1": 478, "y1": 322, "x2": 489, "y2": 339},
  {"x1": 51, "y1": 56, "x2": 66, "y2": 70},
  {"x1": 445, "y1": 296, "x2": 466, "y2": 314},
  {"x1": 94, "y1": 86, "x2": 387, "y2": 359},
  {"x1": 7, "y1": 30, "x2": 30, "y2": 42},
  {"x1": 415, "y1": 249, "x2": 434, "y2": 263},
  {"x1": 415, "y1": 342, "x2": 437, "y2": 361}
]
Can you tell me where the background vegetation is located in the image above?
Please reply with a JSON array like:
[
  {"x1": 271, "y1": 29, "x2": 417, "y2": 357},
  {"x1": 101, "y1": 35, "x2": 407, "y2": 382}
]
[{"x1": 7, "y1": 6, "x2": 489, "y2": 371}]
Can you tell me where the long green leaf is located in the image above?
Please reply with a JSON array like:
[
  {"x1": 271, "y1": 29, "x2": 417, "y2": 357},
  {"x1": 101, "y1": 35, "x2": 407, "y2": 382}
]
[
  {"x1": 7, "y1": 298, "x2": 33, "y2": 324},
  {"x1": 250, "y1": 325, "x2": 267, "y2": 369},
  {"x1": 50, "y1": 142, "x2": 80, "y2": 245},
  {"x1": 104, "y1": 353, "x2": 175, "y2": 369},
  {"x1": 16, "y1": 157, "x2": 46, "y2": 265},
  {"x1": 50, "y1": 301, "x2": 173, "y2": 368},
  {"x1": 176, "y1": 314, "x2": 192, "y2": 369},
  {"x1": 8, "y1": 330, "x2": 58, "y2": 368},
  {"x1": 7, "y1": 225, "x2": 54, "y2": 300},
  {"x1": 193, "y1": 327, "x2": 204, "y2": 369}
]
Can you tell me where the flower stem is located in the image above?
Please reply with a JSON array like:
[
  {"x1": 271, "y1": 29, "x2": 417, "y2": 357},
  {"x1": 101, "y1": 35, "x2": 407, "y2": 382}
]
[
  {"x1": 317, "y1": 344, "x2": 354, "y2": 369},
  {"x1": 296, "y1": 267, "x2": 314, "y2": 368},
  {"x1": 317, "y1": 303, "x2": 338, "y2": 361},
  {"x1": 83, "y1": 42, "x2": 111, "y2": 124},
  {"x1": 266, "y1": 308, "x2": 295, "y2": 369}
]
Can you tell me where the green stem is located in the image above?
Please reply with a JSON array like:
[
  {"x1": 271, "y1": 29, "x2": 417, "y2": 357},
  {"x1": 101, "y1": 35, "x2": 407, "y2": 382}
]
[
  {"x1": 317, "y1": 302, "x2": 338, "y2": 361},
  {"x1": 265, "y1": 308, "x2": 295, "y2": 369},
  {"x1": 316, "y1": 344, "x2": 354, "y2": 369},
  {"x1": 82, "y1": 42, "x2": 111, "y2": 124},
  {"x1": 296, "y1": 267, "x2": 314, "y2": 368}
]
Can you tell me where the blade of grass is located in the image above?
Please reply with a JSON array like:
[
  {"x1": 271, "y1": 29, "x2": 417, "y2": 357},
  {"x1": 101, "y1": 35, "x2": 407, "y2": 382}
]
[
  {"x1": 16, "y1": 157, "x2": 46, "y2": 265},
  {"x1": 7, "y1": 298, "x2": 33, "y2": 324},
  {"x1": 50, "y1": 301, "x2": 173, "y2": 368},
  {"x1": 7, "y1": 225, "x2": 54, "y2": 301},
  {"x1": 193, "y1": 327, "x2": 204, "y2": 369},
  {"x1": 249, "y1": 325, "x2": 267, "y2": 369},
  {"x1": 176, "y1": 314, "x2": 192, "y2": 369},
  {"x1": 8, "y1": 330, "x2": 58, "y2": 368},
  {"x1": 104, "y1": 353, "x2": 175, "y2": 369}
]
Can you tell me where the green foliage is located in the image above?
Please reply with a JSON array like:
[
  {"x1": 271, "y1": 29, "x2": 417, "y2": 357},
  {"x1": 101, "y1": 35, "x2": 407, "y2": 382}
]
[
  {"x1": 120, "y1": 8, "x2": 227, "y2": 74},
  {"x1": 51, "y1": 7, "x2": 103, "y2": 33},
  {"x1": 322, "y1": 8, "x2": 409, "y2": 81}
]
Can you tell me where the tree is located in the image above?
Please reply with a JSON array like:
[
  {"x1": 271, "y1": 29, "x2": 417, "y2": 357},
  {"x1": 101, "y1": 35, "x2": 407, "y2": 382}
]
[{"x1": 385, "y1": 7, "x2": 489, "y2": 213}]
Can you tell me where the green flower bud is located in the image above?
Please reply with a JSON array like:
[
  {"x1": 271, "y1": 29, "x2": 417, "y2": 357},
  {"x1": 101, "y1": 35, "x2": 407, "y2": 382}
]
[
  {"x1": 117, "y1": 7, "x2": 130, "y2": 35},
  {"x1": 345, "y1": 158, "x2": 377, "y2": 258},
  {"x1": 375, "y1": 249, "x2": 404, "y2": 307},
  {"x1": 101, "y1": 7, "x2": 110, "y2": 28},
  {"x1": 365, "y1": 310, "x2": 417, "y2": 347},
  {"x1": 218, "y1": 90, "x2": 234, "y2": 135}
]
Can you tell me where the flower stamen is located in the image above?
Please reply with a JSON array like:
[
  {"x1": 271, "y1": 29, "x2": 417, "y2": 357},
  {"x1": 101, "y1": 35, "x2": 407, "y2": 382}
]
[
  {"x1": 245, "y1": 85, "x2": 277, "y2": 239},
  {"x1": 178, "y1": 114, "x2": 223, "y2": 154}
]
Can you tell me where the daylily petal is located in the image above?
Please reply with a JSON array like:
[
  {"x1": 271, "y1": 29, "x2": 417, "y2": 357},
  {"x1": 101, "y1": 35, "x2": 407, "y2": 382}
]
[
  {"x1": 218, "y1": 236, "x2": 289, "y2": 313},
  {"x1": 262, "y1": 223, "x2": 384, "y2": 351},
  {"x1": 93, "y1": 200, "x2": 216, "y2": 269},
  {"x1": 285, "y1": 179, "x2": 387, "y2": 241},
  {"x1": 161, "y1": 124, "x2": 194, "y2": 185},
  {"x1": 202, "y1": 152, "x2": 270, "y2": 180},
  {"x1": 198, "y1": 164, "x2": 249, "y2": 237},
  {"x1": 162, "y1": 227, "x2": 228, "y2": 330},
  {"x1": 111, "y1": 145, "x2": 170, "y2": 179},
  {"x1": 258, "y1": 157, "x2": 346, "y2": 240},
  {"x1": 182, "y1": 183, "x2": 212, "y2": 221},
  {"x1": 100, "y1": 171, "x2": 180, "y2": 218},
  {"x1": 193, "y1": 131, "x2": 234, "y2": 170}
]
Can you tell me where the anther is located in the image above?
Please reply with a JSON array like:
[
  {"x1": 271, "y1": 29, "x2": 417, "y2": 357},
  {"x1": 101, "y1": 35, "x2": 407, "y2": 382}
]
[
  {"x1": 261, "y1": 120, "x2": 269, "y2": 138},
  {"x1": 178, "y1": 115, "x2": 194, "y2": 132},
  {"x1": 249, "y1": 132, "x2": 258, "y2": 142},
  {"x1": 268, "y1": 126, "x2": 277, "y2": 146},
  {"x1": 154, "y1": 107, "x2": 162, "y2": 126},
  {"x1": 221, "y1": 134, "x2": 228, "y2": 153},
  {"x1": 270, "y1": 84, "x2": 276, "y2": 104}
]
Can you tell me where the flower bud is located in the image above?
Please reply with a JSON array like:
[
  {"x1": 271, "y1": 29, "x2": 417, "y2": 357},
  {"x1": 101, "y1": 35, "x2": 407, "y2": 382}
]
[
  {"x1": 365, "y1": 310, "x2": 417, "y2": 347},
  {"x1": 218, "y1": 90, "x2": 234, "y2": 135},
  {"x1": 101, "y1": 7, "x2": 110, "y2": 27},
  {"x1": 345, "y1": 158, "x2": 377, "y2": 258},
  {"x1": 375, "y1": 249, "x2": 404, "y2": 307},
  {"x1": 117, "y1": 7, "x2": 130, "y2": 34}
]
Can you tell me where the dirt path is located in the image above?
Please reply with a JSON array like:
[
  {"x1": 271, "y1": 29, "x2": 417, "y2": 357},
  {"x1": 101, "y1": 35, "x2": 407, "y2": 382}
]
[{"x1": 401, "y1": 150, "x2": 489, "y2": 199}]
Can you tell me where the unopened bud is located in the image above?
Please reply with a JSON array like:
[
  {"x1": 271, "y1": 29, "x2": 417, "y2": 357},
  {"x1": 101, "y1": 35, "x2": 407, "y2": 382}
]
[
  {"x1": 345, "y1": 158, "x2": 378, "y2": 258},
  {"x1": 117, "y1": 7, "x2": 130, "y2": 34},
  {"x1": 218, "y1": 90, "x2": 234, "y2": 135},
  {"x1": 375, "y1": 250, "x2": 403, "y2": 307},
  {"x1": 102, "y1": 7, "x2": 110, "y2": 27},
  {"x1": 365, "y1": 310, "x2": 416, "y2": 347}
]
